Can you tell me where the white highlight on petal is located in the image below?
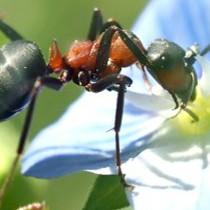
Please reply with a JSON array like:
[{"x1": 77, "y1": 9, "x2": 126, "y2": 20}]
[
  {"x1": 196, "y1": 55, "x2": 210, "y2": 97},
  {"x1": 169, "y1": 145, "x2": 205, "y2": 159},
  {"x1": 126, "y1": 90, "x2": 175, "y2": 112}
]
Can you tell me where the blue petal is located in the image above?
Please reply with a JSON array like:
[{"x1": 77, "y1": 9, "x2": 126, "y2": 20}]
[
  {"x1": 22, "y1": 92, "x2": 165, "y2": 178},
  {"x1": 22, "y1": 0, "x2": 210, "y2": 178},
  {"x1": 133, "y1": 0, "x2": 210, "y2": 48},
  {"x1": 130, "y1": 0, "x2": 210, "y2": 80}
]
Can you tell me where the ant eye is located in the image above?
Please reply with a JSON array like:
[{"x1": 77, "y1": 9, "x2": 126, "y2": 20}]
[{"x1": 159, "y1": 55, "x2": 170, "y2": 69}]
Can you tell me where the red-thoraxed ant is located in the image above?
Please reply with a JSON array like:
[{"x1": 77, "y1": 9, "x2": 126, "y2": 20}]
[{"x1": 0, "y1": 8, "x2": 210, "y2": 203}]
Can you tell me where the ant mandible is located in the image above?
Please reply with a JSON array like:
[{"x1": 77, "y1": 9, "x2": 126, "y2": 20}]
[{"x1": 0, "y1": 8, "x2": 210, "y2": 198}]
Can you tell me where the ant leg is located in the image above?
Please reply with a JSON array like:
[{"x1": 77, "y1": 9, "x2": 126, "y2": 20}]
[
  {"x1": 99, "y1": 19, "x2": 122, "y2": 33},
  {"x1": 0, "y1": 99, "x2": 37, "y2": 206},
  {"x1": 167, "y1": 90, "x2": 179, "y2": 110},
  {"x1": 181, "y1": 106, "x2": 199, "y2": 122},
  {"x1": 87, "y1": 8, "x2": 122, "y2": 41},
  {"x1": 86, "y1": 73, "x2": 132, "y2": 92},
  {"x1": 96, "y1": 26, "x2": 149, "y2": 71},
  {"x1": 95, "y1": 27, "x2": 116, "y2": 72},
  {"x1": 87, "y1": 8, "x2": 103, "y2": 41},
  {"x1": 201, "y1": 44, "x2": 210, "y2": 56},
  {"x1": 41, "y1": 77, "x2": 64, "y2": 90},
  {"x1": 169, "y1": 72, "x2": 198, "y2": 122},
  {"x1": 182, "y1": 72, "x2": 199, "y2": 122},
  {"x1": 96, "y1": 26, "x2": 152, "y2": 93},
  {"x1": 15, "y1": 77, "x2": 63, "y2": 155},
  {"x1": 113, "y1": 76, "x2": 131, "y2": 187},
  {"x1": 115, "y1": 28, "x2": 149, "y2": 66},
  {"x1": 86, "y1": 74, "x2": 132, "y2": 186},
  {"x1": 0, "y1": 77, "x2": 63, "y2": 205},
  {"x1": 16, "y1": 77, "x2": 63, "y2": 155},
  {"x1": 136, "y1": 63, "x2": 152, "y2": 91},
  {"x1": 185, "y1": 43, "x2": 210, "y2": 64},
  {"x1": 113, "y1": 29, "x2": 199, "y2": 123},
  {"x1": 0, "y1": 80, "x2": 40, "y2": 206},
  {"x1": 0, "y1": 20, "x2": 23, "y2": 40}
]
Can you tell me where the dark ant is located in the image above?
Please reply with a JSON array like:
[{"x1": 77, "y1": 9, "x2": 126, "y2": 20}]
[
  {"x1": 0, "y1": 8, "x2": 144, "y2": 199},
  {"x1": 0, "y1": 8, "x2": 210, "y2": 202}
]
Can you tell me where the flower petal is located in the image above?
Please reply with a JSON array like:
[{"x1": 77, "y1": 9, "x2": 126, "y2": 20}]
[
  {"x1": 125, "y1": 90, "x2": 175, "y2": 112},
  {"x1": 123, "y1": 118, "x2": 210, "y2": 210},
  {"x1": 122, "y1": 100, "x2": 210, "y2": 210},
  {"x1": 22, "y1": 91, "x2": 165, "y2": 178},
  {"x1": 125, "y1": 152, "x2": 210, "y2": 210},
  {"x1": 131, "y1": 0, "x2": 210, "y2": 79},
  {"x1": 196, "y1": 55, "x2": 210, "y2": 97},
  {"x1": 22, "y1": 0, "x2": 210, "y2": 185}
]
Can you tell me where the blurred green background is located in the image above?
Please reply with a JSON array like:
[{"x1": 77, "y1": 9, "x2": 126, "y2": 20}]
[{"x1": 0, "y1": 0, "x2": 147, "y2": 209}]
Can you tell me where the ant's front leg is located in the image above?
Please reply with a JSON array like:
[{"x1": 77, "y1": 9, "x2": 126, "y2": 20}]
[
  {"x1": 41, "y1": 76, "x2": 64, "y2": 90},
  {"x1": 112, "y1": 75, "x2": 132, "y2": 187},
  {"x1": 85, "y1": 74, "x2": 132, "y2": 92},
  {"x1": 86, "y1": 74, "x2": 132, "y2": 187}
]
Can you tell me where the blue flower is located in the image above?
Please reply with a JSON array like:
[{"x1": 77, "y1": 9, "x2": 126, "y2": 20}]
[{"x1": 22, "y1": 0, "x2": 210, "y2": 209}]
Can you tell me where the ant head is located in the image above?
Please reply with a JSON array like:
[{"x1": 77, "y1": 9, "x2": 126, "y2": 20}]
[{"x1": 147, "y1": 39, "x2": 186, "y2": 71}]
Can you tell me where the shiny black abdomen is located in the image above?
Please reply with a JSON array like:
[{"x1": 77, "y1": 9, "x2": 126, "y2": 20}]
[{"x1": 0, "y1": 40, "x2": 46, "y2": 120}]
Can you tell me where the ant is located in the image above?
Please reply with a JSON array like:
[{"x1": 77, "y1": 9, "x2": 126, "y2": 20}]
[
  {"x1": 0, "y1": 7, "x2": 210, "y2": 202},
  {"x1": 0, "y1": 8, "x2": 145, "y2": 199}
]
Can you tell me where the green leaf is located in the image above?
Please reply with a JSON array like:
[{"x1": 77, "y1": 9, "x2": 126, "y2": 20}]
[
  {"x1": 0, "y1": 31, "x2": 9, "y2": 46},
  {"x1": 83, "y1": 175, "x2": 129, "y2": 210}
]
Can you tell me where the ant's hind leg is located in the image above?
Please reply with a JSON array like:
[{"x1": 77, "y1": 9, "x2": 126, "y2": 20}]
[
  {"x1": 0, "y1": 20, "x2": 23, "y2": 41},
  {"x1": 0, "y1": 81, "x2": 39, "y2": 205},
  {"x1": 16, "y1": 77, "x2": 63, "y2": 155},
  {"x1": 0, "y1": 76, "x2": 64, "y2": 205},
  {"x1": 87, "y1": 8, "x2": 104, "y2": 41}
]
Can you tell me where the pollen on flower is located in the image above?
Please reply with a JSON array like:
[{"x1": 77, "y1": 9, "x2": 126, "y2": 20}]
[{"x1": 174, "y1": 89, "x2": 210, "y2": 136}]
